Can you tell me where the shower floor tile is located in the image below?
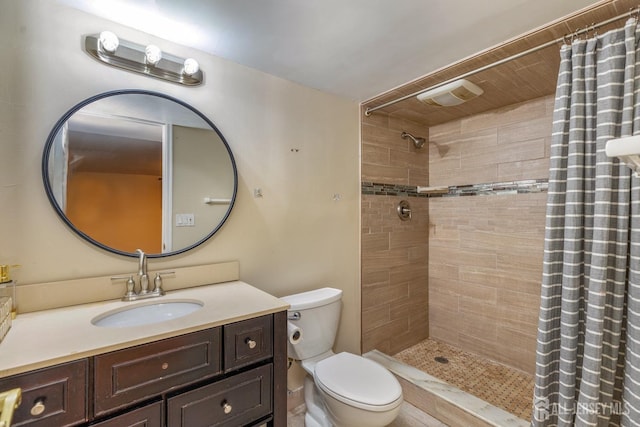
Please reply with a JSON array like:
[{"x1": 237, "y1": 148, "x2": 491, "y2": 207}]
[{"x1": 393, "y1": 339, "x2": 534, "y2": 421}]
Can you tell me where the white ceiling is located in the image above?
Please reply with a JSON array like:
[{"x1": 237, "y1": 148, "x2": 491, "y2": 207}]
[{"x1": 58, "y1": 0, "x2": 601, "y2": 101}]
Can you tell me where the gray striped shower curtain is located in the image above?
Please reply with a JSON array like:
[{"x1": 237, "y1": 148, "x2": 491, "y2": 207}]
[{"x1": 532, "y1": 18, "x2": 640, "y2": 427}]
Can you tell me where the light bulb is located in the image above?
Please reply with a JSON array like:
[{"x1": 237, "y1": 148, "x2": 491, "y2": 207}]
[
  {"x1": 98, "y1": 31, "x2": 119, "y2": 53},
  {"x1": 145, "y1": 45, "x2": 162, "y2": 65},
  {"x1": 183, "y1": 58, "x2": 200, "y2": 76}
]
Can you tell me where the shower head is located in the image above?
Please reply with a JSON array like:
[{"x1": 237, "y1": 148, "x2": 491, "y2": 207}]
[{"x1": 401, "y1": 131, "x2": 426, "y2": 149}]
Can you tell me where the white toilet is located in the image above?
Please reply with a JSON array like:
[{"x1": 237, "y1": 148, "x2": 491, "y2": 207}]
[{"x1": 281, "y1": 287, "x2": 403, "y2": 427}]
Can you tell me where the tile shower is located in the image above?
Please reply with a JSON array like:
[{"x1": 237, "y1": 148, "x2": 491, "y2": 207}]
[{"x1": 360, "y1": 95, "x2": 554, "y2": 421}]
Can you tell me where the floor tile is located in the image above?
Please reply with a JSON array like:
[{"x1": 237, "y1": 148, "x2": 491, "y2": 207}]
[{"x1": 393, "y1": 339, "x2": 534, "y2": 421}]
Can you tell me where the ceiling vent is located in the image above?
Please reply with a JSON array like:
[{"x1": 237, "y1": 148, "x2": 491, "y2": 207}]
[{"x1": 417, "y1": 79, "x2": 483, "y2": 107}]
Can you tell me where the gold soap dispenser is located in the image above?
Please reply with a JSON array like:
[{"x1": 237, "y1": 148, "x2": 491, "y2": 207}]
[
  {"x1": 0, "y1": 265, "x2": 10, "y2": 284},
  {"x1": 0, "y1": 264, "x2": 18, "y2": 319}
]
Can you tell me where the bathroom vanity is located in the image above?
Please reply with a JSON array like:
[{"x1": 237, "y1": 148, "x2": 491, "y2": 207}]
[{"x1": 0, "y1": 281, "x2": 289, "y2": 426}]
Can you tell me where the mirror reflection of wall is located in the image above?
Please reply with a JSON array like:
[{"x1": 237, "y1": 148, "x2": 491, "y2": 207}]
[
  {"x1": 65, "y1": 115, "x2": 163, "y2": 253},
  {"x1": 172, "y1": 125, "x2": 233, "y2": 250}
]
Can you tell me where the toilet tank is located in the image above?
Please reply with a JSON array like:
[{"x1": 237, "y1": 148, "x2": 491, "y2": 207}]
[{"x1": 280, "y1": 287, "x2": 342, "y2": 360}]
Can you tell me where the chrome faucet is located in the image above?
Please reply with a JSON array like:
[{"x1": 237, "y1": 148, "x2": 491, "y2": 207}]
[{"x1": 111, "y1": 249, "x2": 174, "y2": 301}]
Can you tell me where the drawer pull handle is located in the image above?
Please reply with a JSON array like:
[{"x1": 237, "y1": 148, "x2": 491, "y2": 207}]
[
  {"x1": 246, "y1": 338, "x2": 257, "y2": 349},
  {"x1": 162, "y1": 363, "x2": 169, "y2": 370},
  {"x1": 31, "y1": 398, "x2": 45, "y2": 416},
  {"x1": 222, "y1": 401, "x2": 233, "y2": 414}
]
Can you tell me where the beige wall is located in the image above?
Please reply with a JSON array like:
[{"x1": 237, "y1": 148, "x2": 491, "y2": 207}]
[
  {"x1": 428, "y1": 95, "x2": 553, "y2": 373},
  {"x1": 361, "y1": 110, "x2": 430, "y2": 354},
  {"x1": 0, "y1": 2, "x2": 360, "y2": 353}
]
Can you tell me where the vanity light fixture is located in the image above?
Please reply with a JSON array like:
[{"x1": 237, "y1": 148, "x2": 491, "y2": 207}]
[
  {"x1": 183, "y1": 58, "x2": 200, "y2": 76},
  {"x1": 98, "y1": 31, "x2": 119, "y2": 53},
  {"x1": 85, "y1": 31, "x2": 203, "y2": 86},
  {"x1": 144, "y1": 44, "x2": 162, "y2": 65}
]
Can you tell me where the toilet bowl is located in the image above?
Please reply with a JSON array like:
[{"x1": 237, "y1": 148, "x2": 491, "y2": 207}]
[{"x1": 281, "y1": 288, "x2": 403, "y2": 427}]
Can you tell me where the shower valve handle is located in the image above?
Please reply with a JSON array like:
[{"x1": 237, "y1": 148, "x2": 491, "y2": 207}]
[{"x1": 397, "y1": 200, "x2": 412, "y2": 221}]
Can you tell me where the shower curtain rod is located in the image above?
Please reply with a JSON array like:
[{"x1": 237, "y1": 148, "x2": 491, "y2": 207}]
[{"x1": 363, "y1": 7, "x2": 639, "y2": 116}]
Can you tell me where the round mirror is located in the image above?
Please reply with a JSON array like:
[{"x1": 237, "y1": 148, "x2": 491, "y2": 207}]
[{"x1": 42, "y1": 90, "x2": 237, "y2": 258}]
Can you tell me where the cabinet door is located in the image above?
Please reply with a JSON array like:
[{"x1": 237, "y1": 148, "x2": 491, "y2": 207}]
[
  {"x1": 167, "y1": 364, "x2": 272, "y2": 427},
  {"x1": 0, "y1": 359, "x2": 88, "y2": 427},
  {"x1": 94, "y1": 327, "x2": 221, "y2": 417},
  {"x1": 224, "y1": 315, "x2": 273, "y2": 372},
  {"x1": 90, "y1": 401, "x2": 162, "y2": 427}
]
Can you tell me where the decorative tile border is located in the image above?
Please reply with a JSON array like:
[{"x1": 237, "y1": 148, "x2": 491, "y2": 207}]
[
  {"x1": 361, "y1": 179, "x2": 548, "y2": 198},
  {"x1": 361, "y1": 182, "x2": 429, "y2": 197}
]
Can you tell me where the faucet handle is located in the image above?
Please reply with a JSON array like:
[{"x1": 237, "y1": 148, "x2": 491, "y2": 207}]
[
  {"x1": 152, "y1": 271, "x2": 175, "y2": 295},
  {"x1": 111, "y1": 275, "x2": 136, "y2": 300}
]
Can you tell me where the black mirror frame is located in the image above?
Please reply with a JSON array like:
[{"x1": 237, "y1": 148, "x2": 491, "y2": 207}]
[{"x1": 42, "y1": 89, "x2": 238, "y2": 258}]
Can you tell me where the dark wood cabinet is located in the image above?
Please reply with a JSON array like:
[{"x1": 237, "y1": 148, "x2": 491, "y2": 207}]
[
  {"x1": 90, "y1": 401, "x2": 163, "y2": 427},
  {"x1": 224, "y1": 314, "x2": 273, "y2": 372},
  {"x1": 0, "y1": 311, "x2": 287, "y2": 427},
  {"x1": 94, "y1": 327, "x2": 222, "y2": 417},
  {"x1": 167, "y1": 364, "x2": 272, "y2": 426},
  {"x1": 0, "y1": 359, "x2": 88, "y2": 427}
]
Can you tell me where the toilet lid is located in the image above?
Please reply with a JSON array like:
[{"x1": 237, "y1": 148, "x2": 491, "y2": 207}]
[{"x1": 314, "y1": 352, "x2": 402, "y2": 410}]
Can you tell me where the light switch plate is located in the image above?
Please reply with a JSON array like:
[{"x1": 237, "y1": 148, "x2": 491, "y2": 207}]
[{"x1": 176, "y1": 213, "x2": 195, "y2": 227}]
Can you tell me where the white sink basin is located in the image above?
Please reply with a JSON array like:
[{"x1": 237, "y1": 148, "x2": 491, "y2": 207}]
[{"x1": 92, "y1": 299, "x2": 204, "y2": 328}]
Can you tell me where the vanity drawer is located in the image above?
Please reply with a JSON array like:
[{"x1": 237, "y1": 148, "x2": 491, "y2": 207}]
[
  {"x1": 0, "y1": 359, "x2": 88, "y2": 426},
  {"x1": 167, "y1": 363, "x2": 272, "y2": 427},
  {"x1": 94, "y1": 327, "x2": 222, "y2": 417},
  {"x1": 224, "y1": 314, "x2": 273, "y2": 372},
  {"x1": 90, "y1": 400, "x2": 162, "y2": 426}
]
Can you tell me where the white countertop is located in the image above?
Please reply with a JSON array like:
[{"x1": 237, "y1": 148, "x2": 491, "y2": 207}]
[{"x1": 0, "y1": 281, "x2": 289, "y2": 378}]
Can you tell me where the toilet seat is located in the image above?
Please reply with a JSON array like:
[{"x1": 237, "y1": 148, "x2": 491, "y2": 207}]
[{"x1": 313, "y1": 352, "x2": 403, "y2": 412}]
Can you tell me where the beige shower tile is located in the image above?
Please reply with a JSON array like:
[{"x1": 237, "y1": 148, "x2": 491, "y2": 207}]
[
  {"x1": 362, "y1": 247, "x2": 411, "y2": 270},
  {"x1": 428, "y1": 276, "x2": 462, "y2": 296},
  {"x1": 429, "y1": 119, "x2": 461, "y2": 139},
  {"x1": 430, "y1": 163, "x2": 499, "y2": 187},
  {"x1": 390, "y1": 229, "x2": 429, "y2": 249},
  {"x1": 362, "y1": 143, "x2": 390, "y2": 165},
  {"x1": 362, "y1": 232, "x2": 390, "y2": 251},
  {"x1": 458, "y1": 282, "x2": 498, "y2": 305},
  {"x1": 363, "y1": 317, "x2": 409, "y2": 352},
  {"x1": 461, "y1": 138, "x2": 545, "y2": 167},
  {"x1": 362, "y1": 269, "x2": 390, "y2": 286},
  {"x1": 459, "y1": 266, "x2": 539, "y2": 295},
  {"x1": 390, "y1": 147, "x2": 429, "y2": 168},
  {"x1": 387, "y1": 115, "x2": 430, "y2": 135},
  {"x1": 362, "y1": 163, "x2": 409, "y2": 184},
  {"x1": 362, "y1": 305, "x2": 391, "y2": 332},
  {"x1": 428, "y1": 225, "x2": 461, "y2": 247},
  {"x1": 497, "y1": 289, "x2": 542, "y2": 311},
  {"x1": 362, "y1": 122, "x2": 403, "y2": 147},
  {"x1": 361, "y1": 110, "x2": 390, "y2": 128},
  {"x1": 460, "y1": 95, "x2": 549, "y2": 133},
  {"x1": 362, "y1": 282, "x2": 410, "y2": 310},
  {"x1": 498, "y1": 157, "x2": 550, "y2": 180},
  {"x1": 390, "y1": 264, "x2": 428, "y2": 283},
  {"x1": 408, "y1": 168, "x2": 429, "y2": 186},
  {"x1": 460, "y1": 311, "x2": 498, "y2": 340},
  {"x1": 408, "y1": 246, "x2": 428, "y2": 263},
  {"x1": 498, "y1": 117, "x2": 553, "y2": 145},
  {"x1": 428, "y1": 263, "x2": 460, "y2": 281},
  {"x1": 429, "y1": 246, "x2": 497, "y2": 269}
]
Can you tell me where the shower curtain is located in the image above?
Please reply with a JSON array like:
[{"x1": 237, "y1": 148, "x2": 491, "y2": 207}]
[{"x1": 532, "y1": 19, "x2": 640, "y2": 427}]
